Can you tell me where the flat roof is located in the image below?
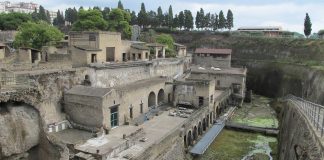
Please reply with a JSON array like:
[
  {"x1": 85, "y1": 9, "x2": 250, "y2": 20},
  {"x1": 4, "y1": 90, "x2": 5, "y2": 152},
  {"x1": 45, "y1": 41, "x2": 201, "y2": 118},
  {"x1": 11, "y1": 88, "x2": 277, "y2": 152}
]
[
  {"x1": 195, "y1": 48, "x2": 232, "y2": 55},
  {"x1": 74, "y1": 45, "x2": 102, "y2": 52},
  {"x1": 131, "y1": 44, "x2": 149, "y2": 50},
  {"x1": 146, "y1": 43, "x2": 167, "y2": 47},
  {"x1": 66, "y1": 85, "x2": 112, "y2": 97},
  {"x1": 190, "y1": 66, "x2": 247, "y2": 75},
  {"x1": 115, "y1": 77, "x2": 166, "y2": 92},
  {"x1": 174, "y1": 43, "x2": 186, "y2": 47},
  {"x1": 69, "y1": 31, "x2": 121, "y2": 35}
]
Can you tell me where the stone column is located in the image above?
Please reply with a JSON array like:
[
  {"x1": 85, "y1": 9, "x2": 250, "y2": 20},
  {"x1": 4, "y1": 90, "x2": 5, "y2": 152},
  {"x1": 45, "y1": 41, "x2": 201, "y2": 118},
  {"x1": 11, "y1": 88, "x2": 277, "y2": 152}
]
[
  {"x1": 162, "y1": 47, "x2": 166, "y2": 58},
  {"x1": 155, "y1": 47, "x2": 158, "y2": 59}
]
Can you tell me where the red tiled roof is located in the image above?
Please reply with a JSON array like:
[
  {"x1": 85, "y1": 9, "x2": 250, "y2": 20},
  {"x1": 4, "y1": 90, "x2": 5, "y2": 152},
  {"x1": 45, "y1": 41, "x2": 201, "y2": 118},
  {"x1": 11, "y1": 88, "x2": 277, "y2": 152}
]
[{"x1": 195, "y1": 48, "x2": 232, "y2": 55}]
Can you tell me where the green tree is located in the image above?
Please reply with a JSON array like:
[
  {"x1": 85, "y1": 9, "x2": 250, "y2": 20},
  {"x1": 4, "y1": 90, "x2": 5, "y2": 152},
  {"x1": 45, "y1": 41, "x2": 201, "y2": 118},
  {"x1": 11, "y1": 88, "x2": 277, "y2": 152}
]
[
  {"x1": 168, "y1": 5, "x2": 173, "y2": 29},
  {"x1": 102, "y1": 7, "x2": 110, "y2": 21},
  {"x1": 65, "y1": 7, "x2": 78, "y2": 24},
  {"x1": 130, "y1": 11, "x2": 137, "y2": 25},
  {"x1": 212, "y1": 14, "x2": 219, "y2": 31},
  {"x1": 147, "y1": 10, "x2": 158, "y2": 28},
  {"x1": 138, "y1": 3, "x2": 147, "y2": 28},
  {"x1": 157, "y1": 6, "x2": 163, "y2": 27},
  {"x1": 53, "y1": 10, "x2": 65, "y2": 27},
  {"x1": 218, "y1": 10, "x2": 226, "y2": 30},
  {"x1": 178, "y1": 11, "x2": 184, "y2": 30},
  {"x1": 31, "y1": 8, "x2": 39, "y2": 21},
  {"x1": 304, "y1": 13, "x2": 312, "y2": 38},
  {"x1": 72, "y1": 9, "x2": 108, "y2": 31},
  {"x1": 14, "y1": 21, "x2": 64, "y2": 49},
  {"x1": 38, "y1": 5, "x2": 48, "y2": 23},
  {"x1": 0, "y1": 12, "x2": 32, "y2": 30},
  {"x1": 93, "y1": 6, "x2": 101, "y2": 11},
  {"x1": 173, "y1": 14, "x2": 179, "y2": 29},
  {"x1": 184, "y1": 10, "x2": 193, "y2": 30},
  {"x1": 226, "y1": 9, "x2": 233, "y2": 30},
  {"x1": 156, "y1": 34, "x2": 175, "y2": 57},
  {"x1": 196, "y1": 8, "x2": 204, "y2": 30},
  {"x1": 118, "y1": 0, "x2": 124, "y2": 10},
  {"x1": 204, "y1": 12, "x2": 211, "y2": 30},
  {"x1": 107, "y1": 8, "x2": 132, "y2": 38}
]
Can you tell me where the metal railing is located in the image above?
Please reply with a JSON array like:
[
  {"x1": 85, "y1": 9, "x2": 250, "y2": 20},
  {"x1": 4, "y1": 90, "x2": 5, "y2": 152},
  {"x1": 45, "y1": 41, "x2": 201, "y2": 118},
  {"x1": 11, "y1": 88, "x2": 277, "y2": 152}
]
[{"x1": 285, "y1": 94, "x2": 324, "y2": 137}]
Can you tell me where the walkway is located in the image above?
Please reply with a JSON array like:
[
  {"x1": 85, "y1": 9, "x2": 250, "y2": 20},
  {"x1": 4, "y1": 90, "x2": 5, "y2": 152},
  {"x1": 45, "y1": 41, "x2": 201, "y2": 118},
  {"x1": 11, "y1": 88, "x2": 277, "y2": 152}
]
[
  {"x1": 190, "y1": 107, "x2": 236, "y2": 155},
  {"x1": 190, "y1": 121, "x2": 225, "y2": 155},
  {"x1": 285, "y1": 95, "x2": 324, "y2": 137}
]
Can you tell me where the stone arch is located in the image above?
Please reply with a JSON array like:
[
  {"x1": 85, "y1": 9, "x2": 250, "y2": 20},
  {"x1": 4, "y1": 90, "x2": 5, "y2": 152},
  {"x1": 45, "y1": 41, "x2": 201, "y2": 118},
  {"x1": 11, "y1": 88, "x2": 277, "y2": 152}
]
[
  {"x1": 206, "y1": 115, "x2": 210, "y2": 127},
  {"x1": 203, "y1": 118, "x2": 206, "y2": 131},
  {"x1": 184, "y1": 134, "x2": 187, "y2": 147},
  {"x1": 157, "y1": 89, "x2": 165, "y2": 105},
  {"x1": 148, "y1": 91, "x2": 156, "y2": 108},
  {"x1": 198, "y1": 122, "x2": 202, "y2": 135},
  {"x1": 193, "y1": 126, "x2": 198, "y2": 141},
  {"x1": 217, "y1": 106, "x2": 221, "y2": 117},
  {"x1": 187, "y1": 130, "x2": 192, "y2": 146},
  {"x1": 210, "y1": 112, "x2": 213, "y2": 124}
]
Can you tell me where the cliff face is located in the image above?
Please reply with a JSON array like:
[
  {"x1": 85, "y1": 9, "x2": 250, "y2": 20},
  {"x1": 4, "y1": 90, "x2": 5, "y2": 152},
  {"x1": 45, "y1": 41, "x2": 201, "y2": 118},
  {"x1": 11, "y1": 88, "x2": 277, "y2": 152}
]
[
  {"x1": 0, "y1": 103, "x2": 40, "y2": 159},
  {"x1": 278, "y1": 101, "x2": 324, "y2": 160}
]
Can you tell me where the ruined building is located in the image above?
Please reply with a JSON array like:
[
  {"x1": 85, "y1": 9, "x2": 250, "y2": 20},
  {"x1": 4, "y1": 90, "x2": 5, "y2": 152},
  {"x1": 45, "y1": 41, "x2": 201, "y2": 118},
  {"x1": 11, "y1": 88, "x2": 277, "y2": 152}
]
[{"x1": 0, "y1": 30, "x2": 244, "y2": 160}]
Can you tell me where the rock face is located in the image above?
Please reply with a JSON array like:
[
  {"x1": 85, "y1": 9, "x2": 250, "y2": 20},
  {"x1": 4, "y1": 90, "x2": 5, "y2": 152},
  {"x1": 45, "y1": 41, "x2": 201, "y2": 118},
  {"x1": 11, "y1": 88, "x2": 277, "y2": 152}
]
[
  {"x1": 278, "y1": 102, "x2": 324, "y2": 160},
  {"x1": 0, "y1": 103, "x2": 40, "y2": 158}
]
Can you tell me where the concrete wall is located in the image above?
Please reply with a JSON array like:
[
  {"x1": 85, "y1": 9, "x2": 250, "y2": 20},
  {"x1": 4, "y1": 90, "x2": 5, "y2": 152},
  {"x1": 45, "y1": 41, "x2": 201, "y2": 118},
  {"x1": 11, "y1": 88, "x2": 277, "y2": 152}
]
[
  {"x1": 64, "y1": 94, "x2": 104, "y2": 128},
  {"x1": 87, "y1": 59, "x2": 184, "y2": 88},
  {"x1": 0, "y1": 47, "x2": 4, "y2": 60},
  {"x1": 102, "y1": 78, "x2": 172, "y2": 129},
  {"x1": 278, "y1": 101, "x2": 324, "y2": 160},
  {"x1": 190, "y1": 72, "x2": 245, "y2": 97},
  {"x1": 193, "y1": 54, "x2": 231, "y2": 68}
]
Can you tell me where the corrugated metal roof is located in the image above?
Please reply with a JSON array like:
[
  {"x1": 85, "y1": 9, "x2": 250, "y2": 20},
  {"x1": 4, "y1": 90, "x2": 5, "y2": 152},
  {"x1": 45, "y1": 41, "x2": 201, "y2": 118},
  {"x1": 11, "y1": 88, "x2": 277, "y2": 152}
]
[
  {"x1": 66, "y1": 85, "x2": 112, "y2": 97},
  {"x1": 195, "y1": 48, "x2": 232, "y2": 55}
]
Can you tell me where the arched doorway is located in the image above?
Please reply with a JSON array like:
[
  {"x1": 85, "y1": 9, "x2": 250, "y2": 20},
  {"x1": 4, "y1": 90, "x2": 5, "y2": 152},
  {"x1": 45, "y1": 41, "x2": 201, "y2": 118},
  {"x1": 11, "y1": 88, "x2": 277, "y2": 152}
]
[
  {"x1": 187, "y1": 130, "x2": 192, "y2": 146},
  {"x1": 206, "y1": 115, "x2": 210, "y2": 127},
  {"x1": 184, "y1": 135, "x2": 187, "y2": 147},
  {"x1": 198, "y1": 122, "x2": 202, "y2": 135},
  {"x1": 157, "y1": 89, "x2": 165, "y2": 105},
  {"x1": 203, "y1": 118, "x2": 206, "y2": 131},
  {"x1": 193, "y1": 126, "x2": 198, "y2": 141},
  {"x1": 210, "y1": 112, "x2": 213, "y2": 124},
  {"x1": 148, "y1": 92, "x2": 156, "y2": 108}
]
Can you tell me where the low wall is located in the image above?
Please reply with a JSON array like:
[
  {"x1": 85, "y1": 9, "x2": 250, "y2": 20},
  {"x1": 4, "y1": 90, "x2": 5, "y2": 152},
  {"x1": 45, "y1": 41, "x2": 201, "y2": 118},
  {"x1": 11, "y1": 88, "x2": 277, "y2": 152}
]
[{"x1": 278, "y1": 101, "x2": 324, "y2": 160}]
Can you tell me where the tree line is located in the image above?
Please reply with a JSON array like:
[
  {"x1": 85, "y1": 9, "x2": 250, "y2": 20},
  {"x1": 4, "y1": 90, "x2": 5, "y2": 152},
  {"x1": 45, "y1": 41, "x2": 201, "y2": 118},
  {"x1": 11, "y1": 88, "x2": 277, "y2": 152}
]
[{"x1": 53, "y1": 1, "x2": 233, "y2": 31}]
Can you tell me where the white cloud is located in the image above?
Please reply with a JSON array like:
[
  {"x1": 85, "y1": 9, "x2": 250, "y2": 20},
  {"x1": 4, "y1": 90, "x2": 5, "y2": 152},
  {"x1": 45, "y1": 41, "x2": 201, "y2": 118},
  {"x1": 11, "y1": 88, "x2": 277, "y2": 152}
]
[
  {"x1": 7, "y1": 0, "x2": 323, "y2": 33},
  {"x1": 172, "y1": 1, "x2": 324, "y2": 33}
]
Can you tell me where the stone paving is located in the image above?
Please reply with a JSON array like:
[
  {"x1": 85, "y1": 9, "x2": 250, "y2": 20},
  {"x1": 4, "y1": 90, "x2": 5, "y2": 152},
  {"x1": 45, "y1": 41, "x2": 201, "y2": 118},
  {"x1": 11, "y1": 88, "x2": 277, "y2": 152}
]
[{"x1": 74, "y1": 106, "x2": 187, "y2": 159}]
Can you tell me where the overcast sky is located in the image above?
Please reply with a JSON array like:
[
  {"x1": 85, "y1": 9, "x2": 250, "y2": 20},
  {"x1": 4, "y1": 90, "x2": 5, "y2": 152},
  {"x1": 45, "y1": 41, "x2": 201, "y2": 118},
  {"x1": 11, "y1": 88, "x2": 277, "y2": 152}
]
[{"x1": 9, "y1": 0, "x2": 324, "y2": 33}]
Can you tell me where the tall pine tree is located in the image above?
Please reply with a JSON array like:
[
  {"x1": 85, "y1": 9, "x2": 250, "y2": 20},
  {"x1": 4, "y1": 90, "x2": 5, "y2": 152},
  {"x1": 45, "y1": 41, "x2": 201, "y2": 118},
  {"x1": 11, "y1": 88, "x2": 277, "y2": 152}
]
[
  {"x1": 168, "y1": 5, "x2": 173, "y2": 29},
  {"x1": 178, "y1": 11, "x2": 184, "y2": 30},
  {"x1": 157, "y1": 6, "x2": 163, "y2": 27},
  {"x1": 304, "y1": 13, "x2": 312, "y2": 38},
  {"x1": 184, "y1": 10, "x2": 193, "y2": 30},
  {"x1": 226, "y1": 9, "x2": 233, "y2": 30},
  {"x1": 138, "y1": 3, "x2": 147, "y2": 28},
  {"x1": 118, "y1": 0, "x2": 124, "y2": 10},
  {"x1": 218, "y1": 10, "x2": 226, "y2": 30}
]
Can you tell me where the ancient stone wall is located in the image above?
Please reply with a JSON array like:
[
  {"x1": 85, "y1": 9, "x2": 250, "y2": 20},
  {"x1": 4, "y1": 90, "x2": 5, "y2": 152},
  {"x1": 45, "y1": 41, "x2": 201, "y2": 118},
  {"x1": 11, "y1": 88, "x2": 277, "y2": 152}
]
[{"x1": 278, "y1": 101, "x2": 324, "y2": 160}]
